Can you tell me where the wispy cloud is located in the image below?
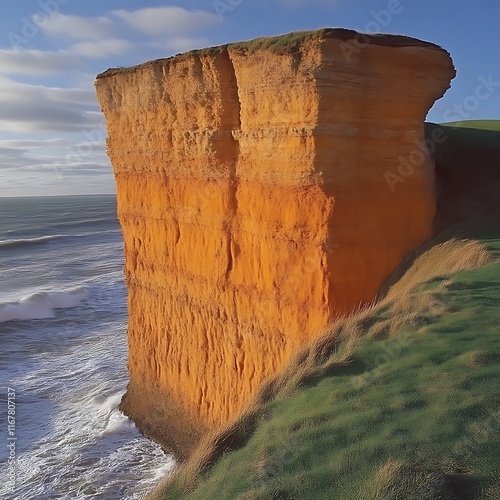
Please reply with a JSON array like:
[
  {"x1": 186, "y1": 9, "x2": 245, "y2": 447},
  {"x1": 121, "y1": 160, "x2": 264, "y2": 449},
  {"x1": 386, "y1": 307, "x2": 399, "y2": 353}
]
[
  {"x1": 112, "y1": 6, "x2": 219, "y2": 37},
  {"x1": 0, "y1": 77, "x2": 100, "y2": 133},
  {"x1": 0, "y1": 138, "x2": 71, "y2": 151},
  {"x1": 0, "y1": 48, "x2": 82, "y2": 75},
  {"x1": 69, "y1": 39, "x2": 134, "y2": 58},
  {"x1": 41, "y1": 13, "x2": 115, "y2": 40},
  {"x1": 0, "y1": 4, "x2": 221, "y2": 196},
  {"x1": 146, "y1": 37, "x2": 212, "y2": 54},
  {"x1": 0, "y1": 137, "x2": 113, "y2": 197},
  {"x1": 0, "y1": 139, "x2": 106, "y2": 166}
]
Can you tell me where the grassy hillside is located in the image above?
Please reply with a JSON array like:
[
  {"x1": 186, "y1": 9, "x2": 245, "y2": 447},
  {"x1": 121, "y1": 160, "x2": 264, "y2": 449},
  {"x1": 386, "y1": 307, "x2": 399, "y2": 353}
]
[
  {"x1": 151, "y1": 237, "x2": 500, "y2": 499},
  {"x1": 430, "y1": 122, "x2": 500, "y2": 151},
  {"x1": 441, "y1": 120, "x2": 500, "y2": 132}
]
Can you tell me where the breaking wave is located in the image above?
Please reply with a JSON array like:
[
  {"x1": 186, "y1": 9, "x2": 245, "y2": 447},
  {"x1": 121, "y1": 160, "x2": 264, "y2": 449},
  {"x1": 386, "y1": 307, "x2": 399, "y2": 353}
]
[
  {"x1": 0, "y1": 234, "x2": 64, "y2": 250},
  {"x1": 0, "y1": 287, "x2": 90, "y2": 323}
]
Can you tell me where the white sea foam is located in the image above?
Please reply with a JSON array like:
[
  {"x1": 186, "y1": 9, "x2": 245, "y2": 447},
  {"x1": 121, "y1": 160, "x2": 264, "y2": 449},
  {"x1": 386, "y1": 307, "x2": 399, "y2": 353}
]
[
  {"x1": 152, "y1": 459, "x2": 176, "y2": 482},
  {"x1": 0, "y1": 287, "x2": 90, "y2": 323},
  {"x1": 102, "y1": 412, "x2": 137, "y2": 436},
  {"x1": 89, "y1": 393, "x2": 133, "y2": 435},
  {"x1": 99, "y1": 393, "x2": 124, "y2": 413}
]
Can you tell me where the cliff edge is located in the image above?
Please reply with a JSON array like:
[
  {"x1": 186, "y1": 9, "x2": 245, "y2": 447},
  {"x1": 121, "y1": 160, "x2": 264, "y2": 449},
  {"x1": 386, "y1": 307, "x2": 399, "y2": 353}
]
[{"x1": 95, "y1": 28, "x2": 455, "y2": 459}]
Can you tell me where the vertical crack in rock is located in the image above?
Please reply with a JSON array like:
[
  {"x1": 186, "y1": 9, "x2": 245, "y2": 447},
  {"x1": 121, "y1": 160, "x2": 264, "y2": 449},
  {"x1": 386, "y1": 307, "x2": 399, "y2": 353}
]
[
  {"x1": 224, "y1": 49, "x2": 242, "y2": 281},
  {"x1": 95, "y1": 29, "x2": 455, "y2": 459}
]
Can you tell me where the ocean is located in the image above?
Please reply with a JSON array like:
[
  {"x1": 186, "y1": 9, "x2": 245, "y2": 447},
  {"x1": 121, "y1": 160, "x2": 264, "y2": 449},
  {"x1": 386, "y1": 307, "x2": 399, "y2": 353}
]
[{"x1": 0, "y1": 195, "x2": 174, "y2": 499}]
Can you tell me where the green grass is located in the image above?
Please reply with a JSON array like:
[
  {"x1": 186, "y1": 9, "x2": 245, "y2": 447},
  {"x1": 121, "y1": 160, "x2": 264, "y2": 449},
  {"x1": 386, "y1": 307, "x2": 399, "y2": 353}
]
[
  {"x1": 428, "y1": 122, "x2": 500, "y2": 151},
  {"x1": 153, "y1": 238, "x2": 500, "y2": 499},
  {"x1": 440, "y1": 120, "x2": 500, "y2": 131},
  {"x1": 228, "y1": 29, "x2": 332, "y2": 54}
]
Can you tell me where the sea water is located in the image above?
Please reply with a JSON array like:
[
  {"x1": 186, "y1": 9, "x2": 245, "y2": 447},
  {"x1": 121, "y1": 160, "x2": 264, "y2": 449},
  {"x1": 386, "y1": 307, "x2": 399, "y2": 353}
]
[{"x1": 0, "y1": 195, "x2": 174, "y2": 499}]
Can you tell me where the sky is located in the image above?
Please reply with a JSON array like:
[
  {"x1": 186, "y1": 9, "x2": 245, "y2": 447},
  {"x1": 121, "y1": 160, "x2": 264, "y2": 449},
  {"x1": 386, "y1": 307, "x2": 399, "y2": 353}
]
[{"x1": 0, "y1": 0, "x2": 499, "y2": 197}]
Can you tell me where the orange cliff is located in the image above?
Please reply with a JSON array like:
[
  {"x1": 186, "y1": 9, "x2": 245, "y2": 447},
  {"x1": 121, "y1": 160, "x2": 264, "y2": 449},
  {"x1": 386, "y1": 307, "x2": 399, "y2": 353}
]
[{"x1": 95, "y1": 28, "x2": 455, "y2": 459}]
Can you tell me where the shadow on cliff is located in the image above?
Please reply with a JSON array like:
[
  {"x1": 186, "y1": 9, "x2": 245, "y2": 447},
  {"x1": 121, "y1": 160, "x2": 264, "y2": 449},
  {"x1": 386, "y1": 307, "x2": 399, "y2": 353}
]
[
  {"x1": 377, "y1": 123, "x2": 500, "y2": 297},
  {"x1": 429, "y1": 123, "x2": 500, "y2": 238}
]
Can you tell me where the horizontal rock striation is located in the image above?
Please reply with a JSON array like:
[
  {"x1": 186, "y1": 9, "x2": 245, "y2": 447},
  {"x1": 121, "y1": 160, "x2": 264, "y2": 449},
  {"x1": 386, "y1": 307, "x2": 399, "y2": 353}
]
[{"x1": 95, "y1": 28, "x2": 455, "y2": 458}]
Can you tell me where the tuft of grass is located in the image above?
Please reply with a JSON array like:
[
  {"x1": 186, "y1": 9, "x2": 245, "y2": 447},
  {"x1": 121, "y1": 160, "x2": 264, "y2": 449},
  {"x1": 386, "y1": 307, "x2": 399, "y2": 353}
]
[
  {"x1": 382, "y1": 239, "x2": 491, "y2": 301},
  {"x1": 150, "y1": 237, "x2": 499, "y2": 499},
  {"x1": 228, "y1": 29, "x2": 330, "y2": 55},
  {"x1": 371, "y1": 459, "x2": 452, "y2": 500}
]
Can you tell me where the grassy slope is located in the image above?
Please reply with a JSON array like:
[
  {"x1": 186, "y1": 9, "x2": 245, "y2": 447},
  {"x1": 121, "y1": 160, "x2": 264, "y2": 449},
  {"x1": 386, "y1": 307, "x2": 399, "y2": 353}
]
[
  {"x1": 154, "y1": 238, "x2": 500, "y2": 499},
  {"x1": 440, "y1": 120, "x2": 500, "y2": 132},
  {"x1": 431, "y1": 122, "x2": 500, "y2": 152},
  {"x1": 436, "y1": 121, "x2": 500, "y2": 151}
]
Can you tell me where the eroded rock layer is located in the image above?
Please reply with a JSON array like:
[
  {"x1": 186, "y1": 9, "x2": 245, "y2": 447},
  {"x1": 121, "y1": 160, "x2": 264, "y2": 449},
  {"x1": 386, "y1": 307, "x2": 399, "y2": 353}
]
[{"x1": 95, "y1": 29, "x2": 455, "y2": 458}]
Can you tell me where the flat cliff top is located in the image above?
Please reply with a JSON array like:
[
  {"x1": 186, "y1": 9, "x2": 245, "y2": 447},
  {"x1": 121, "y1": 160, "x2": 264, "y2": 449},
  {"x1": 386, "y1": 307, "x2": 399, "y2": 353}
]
[{"x1": 96, "y1": 27, "x2": 447, "y2": 80}]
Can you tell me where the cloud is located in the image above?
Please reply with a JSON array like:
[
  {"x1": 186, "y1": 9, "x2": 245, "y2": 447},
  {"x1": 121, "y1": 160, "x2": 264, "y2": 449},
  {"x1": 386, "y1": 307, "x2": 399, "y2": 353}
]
[
  {"x1": 69, "y1": 39, "x2": 134, "y2": 58},
  {"x1": 41, "y1": 13, "x2": 115, "y2": 40},
  {"x1": 0, "y1": 167, "x2": 115, "y2": 197},
  {"x1": 0, "y1": 138, "x2": 107, "y2": 172},
  {"x1": 112, "y1": 6, "x2": 219, "y2": 37},
  {"x1": 0, "y1": 5, "x2": 222, "y2": 196},
  {"x1": 0, "y1": 136, "x2": 113, "y2": 197},
  {"x1": 2, "y1": 8, "x2": 219, "y2": 74},
  {"x1": 0, "y1": 138, "x2": 70, "y2": 149},
  {"x1": 0, "y1": 48, "x2": 82, "y2": 75},
  {"x1": 0, "y1": 139, "x2": 71, "y2": 164},
  {"x1": 0, "y1": 77, "x2": 101, "y2": 134}
]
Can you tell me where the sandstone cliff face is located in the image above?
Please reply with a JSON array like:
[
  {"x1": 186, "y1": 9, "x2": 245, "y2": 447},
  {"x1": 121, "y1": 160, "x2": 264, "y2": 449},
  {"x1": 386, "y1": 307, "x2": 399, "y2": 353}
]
[{"x1": 95, "y1": 29, "x2": 455, "y2": 458}]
